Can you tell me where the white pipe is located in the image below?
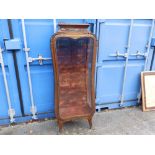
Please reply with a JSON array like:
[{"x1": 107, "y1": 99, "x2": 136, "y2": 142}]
[
  {"x1": 0, "y1": 47, "x2": 15, "y2": 122},
  {"x1": 21, "y1": 19, "x2": 37, "y2": 119},
  {"x1": 138, "y1": 19, "x2": 155, "y2": 103},
  {"x1": 120, "y1": 19, "x2": 134, "y2": 106}
]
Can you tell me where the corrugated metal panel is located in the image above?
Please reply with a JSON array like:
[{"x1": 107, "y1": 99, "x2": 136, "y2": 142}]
[
  {"x1": 0, "y1": 19, "x2": 154, "y2": 125},
  {"x1": 0, "y1": 20, "x2": 22, "y2": 121},
  {"x1": 96, "y1": 19, "x2": 155, "y2": 110},
  {"x1": 11, "y1": 19, "x2": 92, "y2": 119}
]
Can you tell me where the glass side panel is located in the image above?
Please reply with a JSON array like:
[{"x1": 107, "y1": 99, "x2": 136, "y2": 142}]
[{"x1": 55, "y1": 37, "x2": 94, "y2": 118}]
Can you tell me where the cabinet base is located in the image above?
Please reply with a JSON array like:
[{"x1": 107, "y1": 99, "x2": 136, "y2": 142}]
[{"x1": 57, "y1": 116, "x2": 93, "y2": 132}]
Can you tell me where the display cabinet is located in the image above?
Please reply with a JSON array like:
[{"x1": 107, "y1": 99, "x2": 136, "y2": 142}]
[{"x1": 51, "y1": 24, "x2": 97, "y2": 131}]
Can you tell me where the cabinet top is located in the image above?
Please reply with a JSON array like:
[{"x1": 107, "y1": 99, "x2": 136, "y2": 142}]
[
  {"x1": 52, "y1": 23, "x2": 96, "y2": 40},
  {"x1": 58, "y1": 23, "x2": 90, "y2": 30}
]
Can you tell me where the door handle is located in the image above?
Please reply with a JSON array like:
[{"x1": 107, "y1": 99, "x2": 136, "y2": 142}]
[
  {"x1": 28, "y1": 54, "x2": 52, "y2": 65},
  {"x1": 109, "y1": 50, "x2": 128, "y2": 58}
]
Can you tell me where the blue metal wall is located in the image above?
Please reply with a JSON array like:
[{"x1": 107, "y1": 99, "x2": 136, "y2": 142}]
[
  {"x1": 96, "y1": 19, "x2": 155, "y2": 110},
  {"x1": 0, "y1": 19, "x2": 154, "y2": 125},
  {"x1": 0, "y1": 20, "x2": 22, "y2": 121}
]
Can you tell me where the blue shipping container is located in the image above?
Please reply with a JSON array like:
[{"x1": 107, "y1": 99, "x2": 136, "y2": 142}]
[{"x1": 0, "y1": 19, "x2": 154, "y2": 125}]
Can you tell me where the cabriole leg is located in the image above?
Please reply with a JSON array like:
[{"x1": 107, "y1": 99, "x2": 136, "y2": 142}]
[
  {"x1": 58, "y1": 120, "x2": 63, "y2": 132},
  {"x1": 88, "y1": 117, "x2": 92, "y2": 129}
]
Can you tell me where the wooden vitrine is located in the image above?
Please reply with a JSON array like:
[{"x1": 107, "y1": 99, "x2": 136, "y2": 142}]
[{"x1": 51, "y1": 24, "x2": 97, "y2": 131}]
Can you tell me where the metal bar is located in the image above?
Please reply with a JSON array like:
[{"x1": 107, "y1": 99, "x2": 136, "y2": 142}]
[
  {"x1": 138, "y1": 19, "x2": 155, "y2": 103},
  {"x1": 130, "y1": 51, "x2": 147, "y2": 57},
  {"x1": 120, "y1": 19, "x2": 134, "y2": 106},
  {"x1": 0, "y1": 47, "x2": 15, "y2": 123},
  {"x1": 21, "y1": 19, "x2": 37, "y2": 119},
  {"x1": 7, "y1": 19, "x2": 25, "y2": 116}
]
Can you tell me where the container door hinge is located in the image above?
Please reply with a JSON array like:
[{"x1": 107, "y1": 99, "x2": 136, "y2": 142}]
[{"x1": 4, "y1": 39, "x2": 21, "y2": 51}]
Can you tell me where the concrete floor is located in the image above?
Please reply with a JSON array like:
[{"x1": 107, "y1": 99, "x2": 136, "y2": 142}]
[{"x1": 0, "y1": 106, "x2": 155, "y2": 135}]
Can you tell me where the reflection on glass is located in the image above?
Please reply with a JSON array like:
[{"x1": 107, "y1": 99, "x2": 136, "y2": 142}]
[{"x1": 56, "y1": 37, "x2": 94, "y2": 118}]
